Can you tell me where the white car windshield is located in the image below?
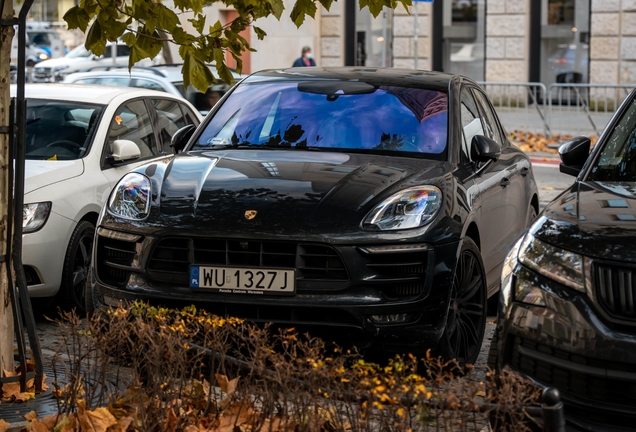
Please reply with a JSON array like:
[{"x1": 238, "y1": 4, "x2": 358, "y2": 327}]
[{"x1": 66, "y1": 45, "x2": 91, "y2": 58}]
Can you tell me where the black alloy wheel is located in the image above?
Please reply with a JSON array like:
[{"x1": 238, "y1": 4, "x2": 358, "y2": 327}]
[
  {"x1": 59, "y1": 220, "x2": 95, "y2": 315},
  {"x1": 438, "y1": 237, "x2": 487, "y2": 365}
]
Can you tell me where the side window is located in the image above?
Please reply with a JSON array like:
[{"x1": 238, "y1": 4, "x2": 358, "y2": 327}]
[
  {"x1": 133, "y1": 79, "x2": 167, "y2": 92},
  {"x1": 107, "y1": 100, "x2": 158, "y2": 162},
  {"x1": 117, "y1": 45, "x2": 131, "y2": 57},
  {"x1": 152, "y1": 99, "x2": 188, "y2": 153},
  {"x1": 95, "y1": 77, "x2": 131, "y2": 87},
  {"x1": 473, "y1": 89, "x2": 506, "y2": 146},
  {"x1": 460, "y1": 87, "x2": 484, "y2": 163},
  {"x1": 179, "y1": 103, "x2": 199, "y2": 126}
]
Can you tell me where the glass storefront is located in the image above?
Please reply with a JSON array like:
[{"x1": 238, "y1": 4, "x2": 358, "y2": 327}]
[
  {"x1": 540, "y1": 0, "x2": 590, "y2": 87},
  {"x1": 443, "y1": 0, "x2": 486, "y2": 81},
  {"x1": 355, "y1": 7, "x2": 394, "y2": 67}
]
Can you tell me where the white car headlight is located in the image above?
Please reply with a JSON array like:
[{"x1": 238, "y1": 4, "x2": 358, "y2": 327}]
[
  {"x1": 23, "y1": 202, "x2": 51, "y2": 233},
  {"x1": 518, "y1": 233, "x2": 588, "y2": 293},
  {"x1": 107, "y1": 173, "x2": 151, "y2": 220},
  {"x1": 362, "y1": 186, "x2": 442, "y2": 231},
  {"x1": 38, "y1": 53, "x2": 49, "y2": 60}
]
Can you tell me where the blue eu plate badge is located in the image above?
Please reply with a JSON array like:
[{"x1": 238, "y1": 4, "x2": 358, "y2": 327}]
[{"x1": 191, "y1": 266, "x2": 200, "y2": 288}]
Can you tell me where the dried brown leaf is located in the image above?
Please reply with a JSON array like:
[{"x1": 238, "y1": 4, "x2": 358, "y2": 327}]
[
  {"x1": 24, "y1": 411, "x2": 39, "y2": 421},
  {"x1": 30, "y1": 419, "x2": 50, "y2": 432},
  {"x1": 78, "y1": 407, "x2": 118, "y2": 432},
  {"x1": 164, "y1": 408, "x2": 178, "y2": 432},
  {"x1": 0, "y1": 419, "x2": 9, "y2": 432},
  {"x1": 39, "y1": 414, "x2": 60, "y2": 430},
  {"x1": 116, "y1": 415, "x2": 134, "y2": 431}
]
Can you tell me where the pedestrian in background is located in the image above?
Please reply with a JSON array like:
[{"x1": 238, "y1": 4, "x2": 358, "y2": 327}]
[{"x1": 292, "y1": 46, "x2": 316, "y2": 67}]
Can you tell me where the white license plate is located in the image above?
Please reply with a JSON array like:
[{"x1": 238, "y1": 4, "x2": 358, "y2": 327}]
[{"x1": 190, "y1": 266, "x2": 295, "y2": 295}]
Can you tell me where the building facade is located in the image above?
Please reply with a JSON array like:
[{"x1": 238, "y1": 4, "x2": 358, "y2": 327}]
[{"x1": 15, "y1": 0, "x2": 636, "y2": 85}]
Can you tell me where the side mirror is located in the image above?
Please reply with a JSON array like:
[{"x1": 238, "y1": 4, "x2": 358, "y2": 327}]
[
  {"x1": 471, "y1": 135, "x2": 502, "y2": 162},
  {"x1": 171, "y1": 124, "x2": 196, "y2": 154},
  {"x1": 111, "y1": 139, "x2": 141, "y2": 162},
  {"x1": 559, "y1": 136, "x2": 590, "y2": 176}
]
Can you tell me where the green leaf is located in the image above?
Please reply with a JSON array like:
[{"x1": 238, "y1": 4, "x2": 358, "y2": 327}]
[
  {"x1": 122, "y1": 32, "x2": 137, "y2": 47},
  {"x1": 318, "y1": 0, "x2": 334, "y2": 11},
  {"x1": 85, "y1": 19, "x2": 107, "y2": 56},
  {"x1": 269, "y1": 0, "x2": 285, "y2": 19},
  {"x1": 290, "y1": 0, "x2": 317, "y2": 27},
  {"x1": 253, "y1": 26, "x2": 267, "y2": 40},
  {"x1": 209, "y1": 21, "x2": 223, "y2": 38},
  {"x1": 128, "y1": 29, "x2": 163, "y2": 68},
  {"x1": 188, "y1": 13, "x2": 206, "y2": 34},
  {"x1": 63, "y1": 6, "x2": 91, "y2": 32},
  {"x1": 156, "y1": 4, "x2": 180, "y2": 31},
  {"x1": 183, "y1": 49, "x2": 216, "y2": 92}
]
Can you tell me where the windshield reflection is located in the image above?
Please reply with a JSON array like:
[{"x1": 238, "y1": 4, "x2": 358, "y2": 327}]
[{"x1": 195, "y1": 81, "x2": 448, "y2": 159}]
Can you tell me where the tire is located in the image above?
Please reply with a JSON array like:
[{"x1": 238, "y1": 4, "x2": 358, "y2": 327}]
[
  {"x1": 59, "y1": 220, "x2": 95, "y2": 316},
  {"x1": 437, "y1": 237, "x2": 487, "y2": 365},
  {"x1": 527, "y1": 203, "x2": 538, "y2": 227}
]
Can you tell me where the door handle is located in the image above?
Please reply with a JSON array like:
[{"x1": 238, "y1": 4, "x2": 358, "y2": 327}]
[
  {"x1": 501, "y1": 177, "x2": 511, "y2": 187},
  {"x1": 520, "y1": 167, "x2": 530, "y2": 177}
]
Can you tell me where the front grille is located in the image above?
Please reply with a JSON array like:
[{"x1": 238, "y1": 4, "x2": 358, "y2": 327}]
[
  {"x1": 363, "y1": 250, "x2": 427, "y2": 298},
  {"x1": 147, "y1": 238, "x2": 348, "y2": 288},
  {"x1": 596, "y1": 263, "x2": 636, "y2": 323},
  {"x1": 509, "y1": 336, "x2": 636, "y2": 408},
  {"x1": 96, "y1": 236, "x2": 137, "y2": 288}
]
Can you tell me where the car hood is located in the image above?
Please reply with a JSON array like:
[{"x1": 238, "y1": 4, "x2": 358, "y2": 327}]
[
  {"x1": 25, "y1": 159, "x2": 84, "y2": 195},
  {"x1": 140, "y1": 150, "x2": 452, "y2": 236},
  {"x1": 534, "y1": 180, "x2": 636, "y2": 262},
  {"x1": 35, "y1": 56, "x2": 90, "y2": 70}
]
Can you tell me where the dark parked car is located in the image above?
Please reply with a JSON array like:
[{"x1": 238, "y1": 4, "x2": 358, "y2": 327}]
[
  {"x1": 87, "y1": 68, "x2": 538, "y2": 364},
  {"x1": 491, "y1": 90, "x2": 636, "y2": 429}
]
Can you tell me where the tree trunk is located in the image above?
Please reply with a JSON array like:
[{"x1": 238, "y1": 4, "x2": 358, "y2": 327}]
[{"x1": 0, "y1": 0, "x2": 15, "y2": 373}]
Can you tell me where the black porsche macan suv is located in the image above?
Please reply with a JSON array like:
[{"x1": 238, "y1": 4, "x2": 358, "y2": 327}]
[{"x1": 87, "y1": 68, "x2": 538, "y2": 364}]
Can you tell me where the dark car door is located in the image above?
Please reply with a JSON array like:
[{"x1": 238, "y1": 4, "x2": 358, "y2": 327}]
[
  {"x1": 459, "y1": 86, "x2": 510, "y2": 293},
  {"x1": 473, "y1": 88, "x2": 531, "y2": 242}
]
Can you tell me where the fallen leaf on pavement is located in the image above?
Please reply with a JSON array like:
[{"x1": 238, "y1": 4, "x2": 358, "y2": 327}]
[
  {"x1": 78, "y1": 407, "x2": 118, "y2": 432},
  {"x1": 0, "y1": 419, "x2": 9, "y2": 432}
]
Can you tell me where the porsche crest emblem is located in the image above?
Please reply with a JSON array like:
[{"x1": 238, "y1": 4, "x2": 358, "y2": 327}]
[{"x1": 244, "y1": 210, "x2": 258, "y2": 220}]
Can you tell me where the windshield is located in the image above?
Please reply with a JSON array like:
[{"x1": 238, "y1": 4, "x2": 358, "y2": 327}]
[
  {"x1": 66, "y1": 45, "x2": 90, "y2": 58},
  {"x1": 588, "y1": 97, "x2": 636, "y2": 182},
  {"x1": 194, "y1": 81, "x2": 448, "y2": 158},
  {"x1": 25, "y1": 99, "x2": 103, "y2": 160}
]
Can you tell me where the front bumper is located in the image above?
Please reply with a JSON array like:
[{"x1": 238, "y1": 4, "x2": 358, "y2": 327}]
[
  {"x1": 23, "y1": 211, "x2": 75, "y2": 297},
  {"x1": 499, "y1": 265, "x2": 636, "y2": 430},
  {"x1": 90, "y1": 227, "x2": 460, "y2": 353}
]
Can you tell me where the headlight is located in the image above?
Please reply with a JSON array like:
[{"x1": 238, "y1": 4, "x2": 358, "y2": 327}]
[
  {"x1": 38, "y1": 53, "x2": 49, "y2": 60},
  {"x1": 107, "y1": 173, "x2": 151, "y2": 220},
  {"x1": 362, "y1": 186, "x2": 442, "y2": 231},
  {"x1": 518, "y1": 233, "x2": 588, "y2": 293},
  {"x1": 500, "y1": 235, "x2": 524, "y2": 312},
  {"x1": 23, "y1": 202, "x2": 51, "y2": 233}
]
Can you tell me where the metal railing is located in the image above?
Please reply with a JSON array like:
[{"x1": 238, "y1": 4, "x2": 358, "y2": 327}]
[
  {"x1": 547, "y1": 83, "x2": 634, "y2": 137},
  {"x1": 478, "y1": 82, "x2": 551, "y2": 138},
  {"x1": 478, "y1": 81, "x2": 635, "y2": 141}
]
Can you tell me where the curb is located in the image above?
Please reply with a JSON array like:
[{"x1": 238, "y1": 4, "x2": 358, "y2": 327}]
[{"x1": 7, "y1": 421, "x2": 26, "y2": 432}]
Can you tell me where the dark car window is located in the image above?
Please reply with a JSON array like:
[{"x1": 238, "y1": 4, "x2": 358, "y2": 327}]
[
  {"x1": 472, "y1": 89, "x2": 506, "y2": 146},
  {"x1": 460, "y1": 87, "x2": 484, "y2": 163},
  {"x1": 95, "y1": 77, "x2": 131, "y2": 87},
  {"x1": 106, "y1": 100, "x2": 157, "y2": 161},
  {"x1": 152, "y1": 99, "x2": 189, "y2": 152},
  {"x1": 25, "y1": 99, "x2": 103, "y2": 160},
  {"x1": 588, "y1": 98, "x2": 636, "y2": 182},
  {"x1": 133, "y1": 79, "x2": 167, "y2": 92},
  {"x1": 194, "y1": 81, "x2": 449, "y2": 158}
]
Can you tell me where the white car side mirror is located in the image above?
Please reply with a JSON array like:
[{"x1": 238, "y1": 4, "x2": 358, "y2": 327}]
[{"x1": 111, "y1": 139, "x2": 141, "y2": 161}]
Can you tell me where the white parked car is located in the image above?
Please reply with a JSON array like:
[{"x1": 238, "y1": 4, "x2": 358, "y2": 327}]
[
  {"x1": 12, "y1": 84, "x2": 202, "y2": 313},
  {"x1": 32, "y1": 42, "x2": 162, "y2": 83},
  {"x1": 63, "y1": 64, "x2": 244, "y2": 115}
]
